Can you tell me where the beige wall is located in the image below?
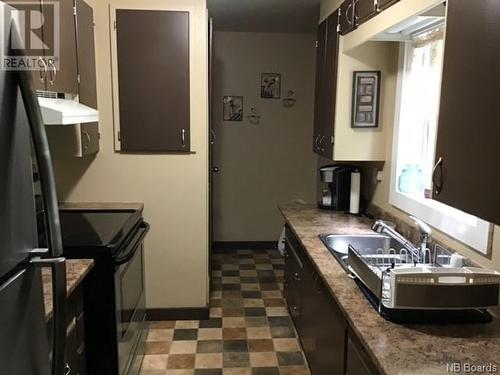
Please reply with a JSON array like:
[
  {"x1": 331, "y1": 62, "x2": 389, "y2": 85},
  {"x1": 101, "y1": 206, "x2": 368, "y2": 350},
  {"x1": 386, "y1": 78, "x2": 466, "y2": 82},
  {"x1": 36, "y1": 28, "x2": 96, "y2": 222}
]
[
  {"x1": 333, "y1": 41, "x2": 398, "y2": 161},
  {"x1": 319, "y1": 0, "x2": 500, "y2": 270},
  {"x1": 212, "y1": 32, "x2": 318, "y2": 241},
  {"x1": 48, "y1": 0, "x2": 209, "y2": 308}
]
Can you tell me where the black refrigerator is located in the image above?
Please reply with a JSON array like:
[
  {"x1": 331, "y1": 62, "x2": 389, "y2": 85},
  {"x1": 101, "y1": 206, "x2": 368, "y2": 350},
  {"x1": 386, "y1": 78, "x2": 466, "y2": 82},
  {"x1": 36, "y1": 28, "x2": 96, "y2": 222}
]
[{"x1": 0, "y1": 3, "x2": 67, "y2": 374}]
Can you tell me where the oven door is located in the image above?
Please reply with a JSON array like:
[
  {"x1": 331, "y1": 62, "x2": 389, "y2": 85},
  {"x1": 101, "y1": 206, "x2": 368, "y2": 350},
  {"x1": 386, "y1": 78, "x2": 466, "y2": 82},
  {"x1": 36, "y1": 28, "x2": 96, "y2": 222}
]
[{"x1": 115, "y1": 222, "x2": 149, "y2": 375}]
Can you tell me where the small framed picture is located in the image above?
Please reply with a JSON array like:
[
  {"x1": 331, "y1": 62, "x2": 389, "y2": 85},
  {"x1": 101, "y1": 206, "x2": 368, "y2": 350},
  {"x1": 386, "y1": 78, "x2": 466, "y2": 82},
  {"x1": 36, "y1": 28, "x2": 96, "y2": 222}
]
[
  {"x1": 223, "y1": 96, "x2": 243, "y2": 121},
  {"x1": 261, "y1": 73, "x2": 281, "y2": 99},
  {"x1": 352, "y1": 71, "x2": 381, "y2": 128}
]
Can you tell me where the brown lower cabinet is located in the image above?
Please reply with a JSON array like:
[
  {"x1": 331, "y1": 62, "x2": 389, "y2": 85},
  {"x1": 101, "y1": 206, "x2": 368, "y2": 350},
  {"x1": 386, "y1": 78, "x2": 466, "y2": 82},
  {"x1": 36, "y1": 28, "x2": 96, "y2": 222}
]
[
  {"x1": 284, "y1": 226, "x2": 380, "y2": 375},
  {"x1": 346, "y1": 330, "x2": 381, "y2": 375},
  {"x1": 48, "y1": 284, "x2": 86, "y2": 375}
]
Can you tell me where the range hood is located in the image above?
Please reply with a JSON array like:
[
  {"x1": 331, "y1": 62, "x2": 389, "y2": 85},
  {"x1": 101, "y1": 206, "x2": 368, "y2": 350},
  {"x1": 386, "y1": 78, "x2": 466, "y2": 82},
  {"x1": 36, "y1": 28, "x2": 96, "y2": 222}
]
[{"x1": 38, "y1": 97, "x2": 99, "y2": 125}]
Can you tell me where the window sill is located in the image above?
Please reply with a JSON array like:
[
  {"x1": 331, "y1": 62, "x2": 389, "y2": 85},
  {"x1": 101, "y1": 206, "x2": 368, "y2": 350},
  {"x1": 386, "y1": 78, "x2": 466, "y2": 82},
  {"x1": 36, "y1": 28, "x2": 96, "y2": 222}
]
[{"x1": 389, "y1": 189, "x2": 492, "y2": 254}]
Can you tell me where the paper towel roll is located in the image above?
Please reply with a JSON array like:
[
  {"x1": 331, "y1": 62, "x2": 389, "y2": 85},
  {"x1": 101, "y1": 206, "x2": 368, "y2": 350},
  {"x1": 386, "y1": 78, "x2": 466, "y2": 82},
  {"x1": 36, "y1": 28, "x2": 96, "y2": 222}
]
[{"x1": 350, "y1": 171, "x2": 361, "y2": 214}]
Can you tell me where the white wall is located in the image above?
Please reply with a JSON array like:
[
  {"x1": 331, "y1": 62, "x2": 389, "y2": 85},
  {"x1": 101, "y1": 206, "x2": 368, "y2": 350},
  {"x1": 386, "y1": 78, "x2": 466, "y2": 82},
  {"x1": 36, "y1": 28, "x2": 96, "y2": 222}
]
[
  {"x1": 49, "y1": 0, "x2": 209, "y2": 308},
  {"x1": 212, "y1": 32, "x2": 318, "y2": 241}
]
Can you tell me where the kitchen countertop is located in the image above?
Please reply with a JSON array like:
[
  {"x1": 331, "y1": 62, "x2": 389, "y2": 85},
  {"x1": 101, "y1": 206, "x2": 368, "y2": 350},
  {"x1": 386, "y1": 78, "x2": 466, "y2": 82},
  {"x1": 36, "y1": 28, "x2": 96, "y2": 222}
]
[
  {"x1": 59, "y1": 202, "x2": 144, "y2": 212},
  {"x1": 42, "y1": 259, "x2": 94, "y2": 320},
  {"x1": 280, "y1": 203, "x2": 500, "y2": 375}
]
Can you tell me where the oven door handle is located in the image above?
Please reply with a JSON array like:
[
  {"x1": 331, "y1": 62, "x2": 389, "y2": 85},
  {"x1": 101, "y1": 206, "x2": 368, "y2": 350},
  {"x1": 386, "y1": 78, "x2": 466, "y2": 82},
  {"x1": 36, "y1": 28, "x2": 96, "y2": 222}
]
[{"x1": 114, "y1": 223, "x2": 150, "y2": 266}]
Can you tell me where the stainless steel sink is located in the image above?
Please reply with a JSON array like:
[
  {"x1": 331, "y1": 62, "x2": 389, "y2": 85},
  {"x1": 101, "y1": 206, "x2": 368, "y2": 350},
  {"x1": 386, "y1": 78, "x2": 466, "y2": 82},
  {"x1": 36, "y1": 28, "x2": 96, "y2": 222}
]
[{"x1": 319, "y1": 234, "x2": 409, "y2": 272}]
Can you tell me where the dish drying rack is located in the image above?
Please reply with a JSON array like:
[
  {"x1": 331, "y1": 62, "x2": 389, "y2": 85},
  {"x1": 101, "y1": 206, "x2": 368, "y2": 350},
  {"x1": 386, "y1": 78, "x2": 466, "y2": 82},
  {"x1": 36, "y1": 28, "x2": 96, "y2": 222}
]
[{"x1": 347, "y1": 243, "x2": 500, "y2": 312}]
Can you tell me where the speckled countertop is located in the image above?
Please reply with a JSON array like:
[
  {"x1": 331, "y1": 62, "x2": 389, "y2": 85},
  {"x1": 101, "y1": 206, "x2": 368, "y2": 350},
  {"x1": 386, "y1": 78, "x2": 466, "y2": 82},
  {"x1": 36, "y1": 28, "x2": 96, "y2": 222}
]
[
  {"x1": 280, "y1": 203, "x2": 500, "y2": 375},
  {"x1": 42, "y1": 259, "x2": 94, "y2": 321}
]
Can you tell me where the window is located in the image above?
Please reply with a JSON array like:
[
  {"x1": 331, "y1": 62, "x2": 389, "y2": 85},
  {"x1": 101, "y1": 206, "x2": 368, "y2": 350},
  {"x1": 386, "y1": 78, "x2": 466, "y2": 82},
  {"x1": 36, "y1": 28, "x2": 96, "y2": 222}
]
[{"x1": 390, "y1": 25, "x2": 491, "y2": 254}]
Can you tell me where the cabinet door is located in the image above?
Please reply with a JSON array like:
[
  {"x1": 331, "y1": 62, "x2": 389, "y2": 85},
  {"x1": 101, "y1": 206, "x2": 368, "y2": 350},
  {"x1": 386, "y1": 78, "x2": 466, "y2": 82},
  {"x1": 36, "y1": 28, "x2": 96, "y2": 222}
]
[
  {"x1": 7, "y1": 0, "x2": 46, "y2": 91},
  {"x1": 319, "y1": 11, "x2": 340, "y2": 158},
  {"x1": 43, "y1": 0, "x2": 79, "y2": 93},
  {"x1": 339, "y1": 0, "x2": 356, "y2": 35},
  {"x1": 346, "y1": 332, "x2": 380, "y2": 375},
  {"x1": 313, "y1": 20, "x2": 327, "y2": 154},
  {"x1": 356, "y1": 0, "x2": 376, "y2": 25},
  {"x1": 299, "y1": 255, "x2": 318, "y2": 358},
  {"x1": 76, "y1": 0, "x2": 99, "y2": 156},
  {"x1": 433, "y1": 0, "x2": 500, "y2": 225},
  {"x1": 311, "y1": 274, "x2": 347, "y2": 375},
  {"x1": 377, "y1": 0, "x2": 400, "y2": 11},
  {"x1": 284, "y1": 237, "x2": 302, "y2": 326},
  {"x1": 76, "y1": 0, "x2": 97, "y2": 109},
  {"x1": 115, "y1": 10, "x2": 190, "y2": 152}
]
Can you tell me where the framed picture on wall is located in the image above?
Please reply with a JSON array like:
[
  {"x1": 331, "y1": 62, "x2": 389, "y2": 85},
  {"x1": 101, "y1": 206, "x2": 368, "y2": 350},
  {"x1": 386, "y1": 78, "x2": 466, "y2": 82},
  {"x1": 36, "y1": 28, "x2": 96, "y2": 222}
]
[
  {"x1": 352, "y1": 71, "x2": 381, "y2": 128},
  {"x1": 223, "y1": 96, "x2": 243, "y2": 121},
  {"x1": 261, "y1": 73, "x2": 281, "y2": 99}
]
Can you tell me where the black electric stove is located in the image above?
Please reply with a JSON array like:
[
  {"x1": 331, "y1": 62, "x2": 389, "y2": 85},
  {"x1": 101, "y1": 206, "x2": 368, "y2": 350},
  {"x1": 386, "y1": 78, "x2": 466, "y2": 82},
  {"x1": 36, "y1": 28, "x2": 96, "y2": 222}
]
[
  {"x1": 60, "y1": 209, "x2": 142, "y2": 250},
  {"x1": 58, "y1": 209, "x2": 149, "y2": 375}
]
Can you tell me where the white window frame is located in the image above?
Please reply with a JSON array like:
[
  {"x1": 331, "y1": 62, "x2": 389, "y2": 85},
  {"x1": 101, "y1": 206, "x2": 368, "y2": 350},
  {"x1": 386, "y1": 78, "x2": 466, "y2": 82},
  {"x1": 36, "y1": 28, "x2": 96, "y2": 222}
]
[{"x1": 390, "y1": 42, "x2": 492, "y2": 255}]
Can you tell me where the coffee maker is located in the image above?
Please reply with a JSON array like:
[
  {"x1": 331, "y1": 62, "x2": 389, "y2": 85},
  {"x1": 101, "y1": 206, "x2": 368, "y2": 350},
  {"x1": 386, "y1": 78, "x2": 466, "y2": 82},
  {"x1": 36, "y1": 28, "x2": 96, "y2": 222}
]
[{"x1": 318, "y1": 164, "x2": 360, "y2": 211}]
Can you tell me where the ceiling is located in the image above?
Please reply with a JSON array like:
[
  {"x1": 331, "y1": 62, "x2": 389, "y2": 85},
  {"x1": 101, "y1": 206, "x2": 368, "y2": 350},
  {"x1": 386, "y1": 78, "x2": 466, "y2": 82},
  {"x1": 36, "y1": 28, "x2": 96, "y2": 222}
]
[{"x1": 208, "y1": 0, "x2": 320, "y2": 34}]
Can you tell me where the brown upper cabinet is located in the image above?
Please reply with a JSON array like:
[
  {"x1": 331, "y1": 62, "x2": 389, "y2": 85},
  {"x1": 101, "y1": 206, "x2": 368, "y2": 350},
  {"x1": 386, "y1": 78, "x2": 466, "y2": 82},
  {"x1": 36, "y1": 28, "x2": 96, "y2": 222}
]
[
  {"x1": 433, "y1": 0, "x2": 500, "y2": 225},
  {"x1": 8, "y1": 0, "x2": 82, "y2": 94},
  {"x1": 313, "y1": 11, "x2": 340, "y2": 159},
  {"x1": 356, "y1": 0, "x2": 377, "y2": 25},
  {"x1": 313, "y1": 20, "x2": 327, "y2": 155},
  {"x1": 75, "y1": 0, "x2": 99, "y2": 156},
  {"x1": 7, "y1": 0, "x2": 45, "y2": 90},
  {"x1": 377, "y1": 0, "x2": 400, "y2": 12},
  {"x1": 338, "y1": 0, "x2": 356, "y2": 35},
  {"x1": 114, "y1": 10, "x2": 190, "y2": 152},
  {"x1": 337, "y1": 0, "x2": 401, "y2": 33},
  {"x1": 45, "y1": 0, "x2": 79, "y2": 93}
]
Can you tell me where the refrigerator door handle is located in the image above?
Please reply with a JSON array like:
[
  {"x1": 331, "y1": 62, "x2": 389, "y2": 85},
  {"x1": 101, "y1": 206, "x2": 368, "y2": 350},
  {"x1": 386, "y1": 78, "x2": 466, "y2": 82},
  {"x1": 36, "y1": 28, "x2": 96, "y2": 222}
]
[
  {"x1": 11, "y1": 22, "x2": 64, "y2": 260},
  {"x1": 9, "y1": 21, "x2": 67, "y2": 375},
  {"x1": 31, "y1": 257, "x2": 67, "y2": 375}
]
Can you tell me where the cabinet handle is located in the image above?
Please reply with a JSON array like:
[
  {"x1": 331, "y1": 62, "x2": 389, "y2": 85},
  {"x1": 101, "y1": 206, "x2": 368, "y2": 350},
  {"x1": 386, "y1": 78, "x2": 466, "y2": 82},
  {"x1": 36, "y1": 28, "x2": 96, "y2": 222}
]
[
  {"x1": 314, "y1": 134, "x2": 320, "y2": 150},
  {"x1": 181, "y1": 128, "x2": 186, "y2": 148},
  {"x1": 48, "y1": 60, "x2": 56, "y2": 85},
  {"x1": 346, "y1": 3, "x2": 353, "y2": 25},
  {"x1": 432, "y1": 157, "x2": 443, "y2": 195},
  {"x1": 64, "y1": 363, "x2": 71, "y2": 375},
  {"x1": 82, "y1": 130, "x2": 91, "y2": 150},
  {"x1": 353, "y1": 0, "x2": 359, "y2": 22},
  {"x1": 38, "y1": 57, "x2": 47, "y2": 83},
  {"x1": 319, "y1": 135, "x2": 325, "y2": 152},
  {"x1": 210, "y1": 128, "x2": 216, "y2": 145},
  {"x1": 293, "y1": 272, "x2": 301, "y2": 281}
]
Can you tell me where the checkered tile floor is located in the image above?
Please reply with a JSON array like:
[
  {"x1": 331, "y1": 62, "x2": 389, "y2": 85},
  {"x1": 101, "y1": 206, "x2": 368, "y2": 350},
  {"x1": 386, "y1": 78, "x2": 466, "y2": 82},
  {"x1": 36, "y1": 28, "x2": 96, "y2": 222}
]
[{"x1": 140, "y1": 249, "x2": 310, "y2": 375}]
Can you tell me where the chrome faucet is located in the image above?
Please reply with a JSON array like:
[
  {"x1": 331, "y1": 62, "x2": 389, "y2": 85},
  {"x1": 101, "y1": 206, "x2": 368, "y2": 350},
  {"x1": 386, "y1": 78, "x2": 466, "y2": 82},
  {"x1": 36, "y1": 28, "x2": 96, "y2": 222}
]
[
  {"x1": 409, "y1": 215, "x2": 432, "y2": 258},
  {"x1": 371, "y1": 219, "x2": 421, "y2": 263},
  {"x1": 372, "y1": 216, "x2": 433, "y2": 264}
]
